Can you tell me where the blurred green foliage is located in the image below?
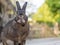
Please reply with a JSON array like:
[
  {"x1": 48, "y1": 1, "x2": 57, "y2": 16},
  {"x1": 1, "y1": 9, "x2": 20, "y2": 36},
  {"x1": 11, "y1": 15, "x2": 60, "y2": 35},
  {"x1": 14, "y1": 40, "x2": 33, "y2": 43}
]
[
  {"x1": 56, "y1": 16, "x2": 60, "y2": 23},
  {"x1": 46, "y1": 0, "x2": 60, "y2": 24},
  {"x1": 31, "y1": 0, "x2": 60, "y2": 25},
  {"x1": 32, "y1": 3, "x2": 55, "y2": 24},
  {"x1": 46, "y1": 22, "x2": 54, "y2": 27},
  {"x1": 46, "y1": 0, "x2": 60, "y2": 15}
]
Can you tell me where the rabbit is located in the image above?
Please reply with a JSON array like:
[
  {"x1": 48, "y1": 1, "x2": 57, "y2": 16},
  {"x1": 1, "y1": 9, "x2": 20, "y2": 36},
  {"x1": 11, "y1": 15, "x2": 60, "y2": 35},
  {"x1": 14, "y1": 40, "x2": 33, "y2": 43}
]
[{"x1": 1, "y1": 1, "x2": 29, "y2": 45}]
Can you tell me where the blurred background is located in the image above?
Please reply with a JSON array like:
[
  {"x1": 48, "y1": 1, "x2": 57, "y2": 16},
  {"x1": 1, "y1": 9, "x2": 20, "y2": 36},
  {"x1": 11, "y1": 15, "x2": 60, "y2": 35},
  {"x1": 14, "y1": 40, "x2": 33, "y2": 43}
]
[{"x1": 0, "y1": 0, "x2": 60, "y2": 39}]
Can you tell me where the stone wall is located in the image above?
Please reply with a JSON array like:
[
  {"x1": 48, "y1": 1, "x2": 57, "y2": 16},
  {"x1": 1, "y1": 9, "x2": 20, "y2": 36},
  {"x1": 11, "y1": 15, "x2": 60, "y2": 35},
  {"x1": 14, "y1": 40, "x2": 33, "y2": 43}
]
[{"x1": 28, "y1": 23, "x2": 57, "y2": 38}]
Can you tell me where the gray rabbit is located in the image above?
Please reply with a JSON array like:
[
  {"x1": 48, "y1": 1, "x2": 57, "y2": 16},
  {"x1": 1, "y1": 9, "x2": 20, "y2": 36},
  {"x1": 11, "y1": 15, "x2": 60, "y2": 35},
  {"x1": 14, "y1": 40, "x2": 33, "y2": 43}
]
[{"x1": 1, "y1": 1, "x2": 29, "y2": 45}]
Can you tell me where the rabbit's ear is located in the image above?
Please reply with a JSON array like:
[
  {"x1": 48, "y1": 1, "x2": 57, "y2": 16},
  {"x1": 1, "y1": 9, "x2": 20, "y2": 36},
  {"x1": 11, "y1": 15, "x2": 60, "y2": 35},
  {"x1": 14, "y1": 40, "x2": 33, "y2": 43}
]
[
  {"x1": 22, "y1": 2, "x2": 27, "y2": 10},
  {"x1": 16, "y1": 1, "x2": 21, "y2": 10}
]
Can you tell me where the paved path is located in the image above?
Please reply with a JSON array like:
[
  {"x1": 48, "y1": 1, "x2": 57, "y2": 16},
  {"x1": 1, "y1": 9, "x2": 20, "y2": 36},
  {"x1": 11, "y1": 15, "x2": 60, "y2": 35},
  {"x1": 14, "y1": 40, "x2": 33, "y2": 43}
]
[
  {"x1": 0, "y1": 38, "x2": 60, "y2": 45},
  {"x1": 26, "y1": 38, "x2": 60, "y2": 45}
]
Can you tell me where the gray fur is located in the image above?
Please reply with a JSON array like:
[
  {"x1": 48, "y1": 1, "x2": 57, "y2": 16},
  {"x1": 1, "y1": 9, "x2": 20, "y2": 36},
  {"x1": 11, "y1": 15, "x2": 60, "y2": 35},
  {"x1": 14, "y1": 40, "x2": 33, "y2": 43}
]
[{"x1": 0, "y1": 17, "x2": 3, "y2": 42}]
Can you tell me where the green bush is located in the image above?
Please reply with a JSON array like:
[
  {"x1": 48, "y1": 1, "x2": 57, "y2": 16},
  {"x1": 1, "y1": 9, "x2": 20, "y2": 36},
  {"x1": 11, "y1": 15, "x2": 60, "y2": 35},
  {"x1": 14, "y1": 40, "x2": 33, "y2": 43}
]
[
  {"x1": 36, "y1": 21, "x2": 44, "y2": 24},
  {"x1": 46, "y1": 22, "x2": 54, "y2": 27}
]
